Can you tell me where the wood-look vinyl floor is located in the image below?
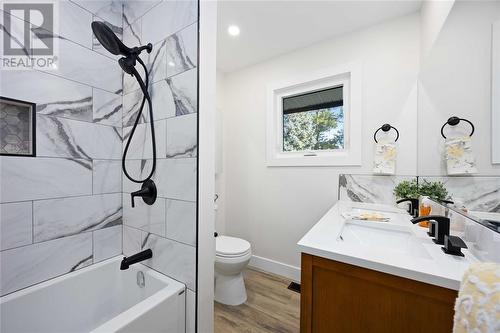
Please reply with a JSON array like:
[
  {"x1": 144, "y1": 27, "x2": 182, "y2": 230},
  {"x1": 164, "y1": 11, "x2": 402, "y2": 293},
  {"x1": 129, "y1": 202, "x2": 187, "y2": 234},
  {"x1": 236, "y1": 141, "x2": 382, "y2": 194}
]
[{"x1": 214, "y1": 268, "x2": 300, "y2": 333}]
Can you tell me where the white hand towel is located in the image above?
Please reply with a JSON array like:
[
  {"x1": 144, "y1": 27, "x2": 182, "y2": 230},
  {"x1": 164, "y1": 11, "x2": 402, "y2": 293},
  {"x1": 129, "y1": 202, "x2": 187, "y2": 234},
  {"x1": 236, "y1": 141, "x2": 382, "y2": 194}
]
[
  {"x1": 373, "y1": 142, "x2": 396, "y2": 175},
  {"x1": 445, "y1": 136, "x2": 478, "y2": 175}
]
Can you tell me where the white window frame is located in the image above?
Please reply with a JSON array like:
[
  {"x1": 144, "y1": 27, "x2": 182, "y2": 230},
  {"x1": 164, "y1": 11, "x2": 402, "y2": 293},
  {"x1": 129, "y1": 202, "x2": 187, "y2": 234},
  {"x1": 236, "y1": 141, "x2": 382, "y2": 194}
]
[{"x1": 266, "y1": 63, "x2": 362, "y2": 166}]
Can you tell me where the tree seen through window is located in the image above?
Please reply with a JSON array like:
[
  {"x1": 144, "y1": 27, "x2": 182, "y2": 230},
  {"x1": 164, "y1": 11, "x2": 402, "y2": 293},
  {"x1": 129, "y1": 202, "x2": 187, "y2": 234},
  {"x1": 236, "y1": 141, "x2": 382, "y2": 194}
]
[{"x1": 283, "y1": 106, "x2": 344, "y2": 152}]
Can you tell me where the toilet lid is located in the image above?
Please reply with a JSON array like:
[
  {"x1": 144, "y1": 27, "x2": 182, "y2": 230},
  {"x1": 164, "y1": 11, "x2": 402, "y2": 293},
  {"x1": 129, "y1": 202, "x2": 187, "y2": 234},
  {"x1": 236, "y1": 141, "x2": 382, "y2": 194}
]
[{"x1": 216, "y1": 236, "x2": 251, "y2": 256}]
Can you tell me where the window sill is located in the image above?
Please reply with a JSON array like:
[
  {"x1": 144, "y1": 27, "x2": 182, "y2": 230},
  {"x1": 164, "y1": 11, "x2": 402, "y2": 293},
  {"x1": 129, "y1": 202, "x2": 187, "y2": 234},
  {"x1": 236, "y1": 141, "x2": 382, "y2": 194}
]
[{"x1": 266, "y1": 151, "x2": 361, "y2": 167}]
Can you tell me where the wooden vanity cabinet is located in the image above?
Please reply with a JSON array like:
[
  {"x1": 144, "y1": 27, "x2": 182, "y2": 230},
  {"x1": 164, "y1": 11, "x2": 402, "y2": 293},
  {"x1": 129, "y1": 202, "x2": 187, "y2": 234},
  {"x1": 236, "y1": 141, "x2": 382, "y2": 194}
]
[{"x1": 300, "y1": 253, "x2": 458, "y2": 333}]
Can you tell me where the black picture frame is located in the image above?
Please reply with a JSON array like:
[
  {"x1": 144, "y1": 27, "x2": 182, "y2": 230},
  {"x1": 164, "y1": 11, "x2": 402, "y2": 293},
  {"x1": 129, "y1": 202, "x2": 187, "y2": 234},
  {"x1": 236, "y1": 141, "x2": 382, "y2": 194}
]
[{"x1": 0, "y1": 96, "x2": 37, "y2": 157}]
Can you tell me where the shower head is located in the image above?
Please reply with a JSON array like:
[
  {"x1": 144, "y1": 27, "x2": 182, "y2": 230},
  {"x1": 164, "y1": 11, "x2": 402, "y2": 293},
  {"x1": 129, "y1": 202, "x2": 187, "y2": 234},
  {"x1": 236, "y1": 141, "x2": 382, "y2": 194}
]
[
  {"x1": 91, "y1": 21, "x2": 131, "y2": 56},
  {"x1": 91, "y1": 24, "x2": 156, "y2": 187},
  {"x1": 119, "y1": 57, "x2": 136, "y2": 75},
  {"x1": 92, "y1": 21, "x2": 153, "y2": 58}
]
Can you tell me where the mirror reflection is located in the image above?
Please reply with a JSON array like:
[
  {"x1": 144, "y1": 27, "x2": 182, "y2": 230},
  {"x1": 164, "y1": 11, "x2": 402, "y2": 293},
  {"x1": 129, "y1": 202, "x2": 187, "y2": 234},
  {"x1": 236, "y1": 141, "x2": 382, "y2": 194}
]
[{"x1": 416, "y1": 0, "x2": 499, "y2": 228}]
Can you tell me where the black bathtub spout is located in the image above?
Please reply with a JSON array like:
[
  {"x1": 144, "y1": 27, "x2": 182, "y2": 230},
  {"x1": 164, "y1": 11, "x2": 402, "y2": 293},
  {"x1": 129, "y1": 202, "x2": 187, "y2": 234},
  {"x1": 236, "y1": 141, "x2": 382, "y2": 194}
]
[{"x1": 120, "y1": 249, "x2": 153, "y2": 270}]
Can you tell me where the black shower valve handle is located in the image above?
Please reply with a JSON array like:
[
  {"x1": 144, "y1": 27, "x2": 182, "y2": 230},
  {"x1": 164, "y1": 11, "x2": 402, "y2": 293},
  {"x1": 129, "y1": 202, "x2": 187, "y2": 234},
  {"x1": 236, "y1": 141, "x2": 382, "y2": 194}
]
[
  {"x1": 130, "y1": 180, "x2": 157, "y2": 208},
  {"x1": 131, "y1": 193, "x2": 137, "y2": 208},
  {"x1": 131, "y1": 188, "x2": 148, "y2": 208}
]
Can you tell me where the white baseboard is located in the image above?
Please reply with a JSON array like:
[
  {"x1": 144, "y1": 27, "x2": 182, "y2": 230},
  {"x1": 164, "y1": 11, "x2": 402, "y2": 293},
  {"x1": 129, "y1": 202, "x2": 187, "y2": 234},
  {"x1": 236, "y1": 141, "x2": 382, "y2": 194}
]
[{"x1": 248, "y1": 255, "x2": 301, "y2": 282}]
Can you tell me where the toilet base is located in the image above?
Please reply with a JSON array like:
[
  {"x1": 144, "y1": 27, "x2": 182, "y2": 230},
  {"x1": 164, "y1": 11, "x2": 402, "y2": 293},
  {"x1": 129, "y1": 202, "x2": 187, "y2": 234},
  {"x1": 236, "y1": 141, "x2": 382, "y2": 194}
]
[{"x1": 214, "y1": 272, "x2": 247, "y2": 306}]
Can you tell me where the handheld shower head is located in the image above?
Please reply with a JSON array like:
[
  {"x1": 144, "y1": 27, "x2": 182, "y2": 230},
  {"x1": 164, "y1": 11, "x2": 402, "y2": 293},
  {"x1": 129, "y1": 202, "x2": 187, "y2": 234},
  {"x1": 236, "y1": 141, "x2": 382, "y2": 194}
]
[
  {"x1": 118, "y1": 57, "x2": 136, "y2": 75},
  {"x1": 91, "y1": 21, "x2": 131, "y2": 56},
  {"x1": 91, "y1": 21, "x2": 157, "y2": 190}
]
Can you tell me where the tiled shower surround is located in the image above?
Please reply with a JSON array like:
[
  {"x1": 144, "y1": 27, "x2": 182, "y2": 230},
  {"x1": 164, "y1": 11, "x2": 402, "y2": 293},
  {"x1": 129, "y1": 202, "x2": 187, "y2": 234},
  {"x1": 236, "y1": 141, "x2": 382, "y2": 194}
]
[
  {"x1": 120, "y1": 1, "x2": 198, "y2": 329},
  {"x1": 0, "y1": 1, "x2": 124, "y2": 296},
  {"x1": 0, "y1": 3, "x2": 199, "y2": 325}
]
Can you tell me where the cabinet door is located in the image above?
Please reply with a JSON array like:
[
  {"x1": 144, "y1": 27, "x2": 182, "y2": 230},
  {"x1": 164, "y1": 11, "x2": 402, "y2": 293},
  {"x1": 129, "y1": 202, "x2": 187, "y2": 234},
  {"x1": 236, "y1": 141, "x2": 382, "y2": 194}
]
[{"x1": 300, "y1": 253, "x2": 457, "y2": 333}]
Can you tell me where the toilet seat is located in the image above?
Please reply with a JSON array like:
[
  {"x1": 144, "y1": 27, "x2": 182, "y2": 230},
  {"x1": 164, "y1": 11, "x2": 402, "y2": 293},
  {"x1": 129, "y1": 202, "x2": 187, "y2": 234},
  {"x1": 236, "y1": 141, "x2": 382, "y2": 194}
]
[
  {"x1": 216, "y1": 250, "x2": 251, "y2": 259},
  {"x1": 216, "y1": 236, "x2": 251, "y2": 258}
]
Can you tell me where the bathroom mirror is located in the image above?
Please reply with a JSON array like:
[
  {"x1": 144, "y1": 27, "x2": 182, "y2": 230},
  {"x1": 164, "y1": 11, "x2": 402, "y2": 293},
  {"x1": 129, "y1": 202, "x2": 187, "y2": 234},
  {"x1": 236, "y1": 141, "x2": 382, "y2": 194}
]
[
  {"x1": 416, "y1": 1, "x2": 500, "y2": 225},
  {"x1": 418, "y1": 0, "x2": 499, "y2": 175},
  {"x1": 493, "y1": 20, "x2": 500, "y2": 164},
  {"x1": 422, "y1": 176, "x2": 500, "y2": 233},
  {"x1": 434, "y1": 198, "x2": 500, "y2": 233}
]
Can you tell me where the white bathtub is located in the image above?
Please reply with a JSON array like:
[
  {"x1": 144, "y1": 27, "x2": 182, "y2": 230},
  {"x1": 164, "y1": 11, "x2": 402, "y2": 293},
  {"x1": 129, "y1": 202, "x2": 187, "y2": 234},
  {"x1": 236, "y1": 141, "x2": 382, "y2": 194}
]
[{"x1": 0, "y1": 256, "x2": 186, "y2": 333}]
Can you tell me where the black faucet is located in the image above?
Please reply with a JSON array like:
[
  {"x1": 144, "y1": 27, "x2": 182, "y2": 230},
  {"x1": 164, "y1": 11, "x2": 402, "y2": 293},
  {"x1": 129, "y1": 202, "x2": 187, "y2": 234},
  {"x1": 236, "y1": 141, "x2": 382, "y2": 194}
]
[
  {"x1": 131, "y1": 179, "x2": 157, "y2": 208},
  {"x1": 438, "y1": 199, "x2": 454, "y2": 205},
  {"x1": 396, "y1": 198, "x2": 419, "y2": 217},
  {"x1": 120, "y1": 249, "x2": 153, "y2": 270},
  {"x1": 442, "y1": 235, "x2": 467, "y2": 257},
  {"x1": 411, "y1": 215, "x2": 450, "y2": 245}
]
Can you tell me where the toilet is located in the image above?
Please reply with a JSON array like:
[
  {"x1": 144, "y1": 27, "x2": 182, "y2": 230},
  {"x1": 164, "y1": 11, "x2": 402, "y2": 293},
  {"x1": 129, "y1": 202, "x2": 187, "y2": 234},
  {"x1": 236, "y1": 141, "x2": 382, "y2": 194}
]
[{"x1": 214, "y1": 236, "x2": 252, "y2": 306}]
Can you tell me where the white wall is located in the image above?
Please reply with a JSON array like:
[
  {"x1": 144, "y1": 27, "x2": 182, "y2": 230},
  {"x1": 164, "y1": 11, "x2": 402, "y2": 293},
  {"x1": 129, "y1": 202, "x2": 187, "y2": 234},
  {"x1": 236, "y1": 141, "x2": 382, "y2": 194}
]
[
  {"x1": 198, "y1": 0, "x2": 217, "y2": 332},
  {"x1": 215, "y1": 70, "x2": 226, "y2": 235},
  {"x1": 219, "y1": 14, "x2": 420, "y2": 273},
  {"x1": 420, "y1": 0, "x2": 455, "y2": 62},
  {"x1": 418, "y1": 1, "x2": 500, "y2": 176}
]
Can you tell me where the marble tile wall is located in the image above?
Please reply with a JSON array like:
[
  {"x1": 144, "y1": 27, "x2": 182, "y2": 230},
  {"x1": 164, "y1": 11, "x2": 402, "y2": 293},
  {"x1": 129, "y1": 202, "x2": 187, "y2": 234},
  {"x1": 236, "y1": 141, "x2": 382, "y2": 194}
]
[
  {"x1": 121, "y1": 2, "x2": 198, "y2": 331},
  {"x1": 339, "y1": 174, "x2": 500, "y2": 212},
  {"x1": 419, "y1": 176, "x2": 500, "y2": 213},
  {"x1": 338, "y1": 174, "x2": 416, "y2": 204},
  {"x1": 0, "y1": 1, "x2": 123, "y2": 296}
]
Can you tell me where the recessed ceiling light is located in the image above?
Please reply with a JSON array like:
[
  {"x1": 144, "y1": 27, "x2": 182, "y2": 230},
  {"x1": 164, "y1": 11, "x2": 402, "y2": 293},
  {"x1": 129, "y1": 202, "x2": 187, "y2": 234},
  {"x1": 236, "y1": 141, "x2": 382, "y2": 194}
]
[
  {"x1": 168, "y1": 61, "x2": 175, "y2": 67},
  {"x1": 228, "y1": 25, "x2": 240, "y2": 37}
]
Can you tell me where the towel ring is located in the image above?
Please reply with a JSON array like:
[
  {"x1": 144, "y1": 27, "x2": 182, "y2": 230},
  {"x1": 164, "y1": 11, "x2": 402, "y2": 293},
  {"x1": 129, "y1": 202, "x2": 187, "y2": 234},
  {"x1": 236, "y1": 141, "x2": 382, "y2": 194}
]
[
  {"x1": 374, "y1": 124, "x2": 399, "y2": 143},
  {"x1": 440, "y1": 116, "x2": 475, "y2": 139}
]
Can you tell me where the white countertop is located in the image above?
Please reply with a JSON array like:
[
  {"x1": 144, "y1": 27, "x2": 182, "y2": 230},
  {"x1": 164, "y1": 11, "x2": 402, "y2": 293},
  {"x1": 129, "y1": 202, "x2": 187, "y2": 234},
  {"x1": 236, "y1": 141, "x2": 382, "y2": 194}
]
[{"x1": 298, "y1": 201, "x2": 477, "y2": 290}]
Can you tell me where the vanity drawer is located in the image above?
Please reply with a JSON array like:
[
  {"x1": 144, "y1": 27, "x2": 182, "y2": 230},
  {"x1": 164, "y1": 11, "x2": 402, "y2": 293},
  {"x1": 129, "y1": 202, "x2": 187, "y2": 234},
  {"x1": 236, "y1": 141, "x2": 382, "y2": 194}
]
[{"x1": 300, "y1": 253, "x2": 457, "y2": 333}]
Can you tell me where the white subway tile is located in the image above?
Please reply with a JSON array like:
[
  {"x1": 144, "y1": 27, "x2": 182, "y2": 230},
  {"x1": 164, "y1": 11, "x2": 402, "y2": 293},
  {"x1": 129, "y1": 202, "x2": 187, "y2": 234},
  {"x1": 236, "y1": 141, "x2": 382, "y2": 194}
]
[
  {"x1": 93, "y1": 160, "x2": 122, "y2": 194},
  {"x1": 166, "y1": 199, "x2": 196, "y2": 246},
  {"x1": 93, "y1": 225, "x2": 122, "y2": 262},
  {"x1": 141, "y1": 233, "x2": 196, "y2": 290},
  {"x1": 123, "y1": 194, "x2": 166, "y2": 236},
  {"x1": 123, "y1": 225, "x2": 142, "y2": 256},
  {"x1": 0, "y1": 202, "x2": 32, "y2": 250},
  {"x1": 0, "y1": 233, "x2": 93, "y2": 296},
  {"x1": 0, "y1": 157, "x2": 92, "y2": 202},
  {"x1": 33, "y1": 193, "x2": 122, "y2": 242}
]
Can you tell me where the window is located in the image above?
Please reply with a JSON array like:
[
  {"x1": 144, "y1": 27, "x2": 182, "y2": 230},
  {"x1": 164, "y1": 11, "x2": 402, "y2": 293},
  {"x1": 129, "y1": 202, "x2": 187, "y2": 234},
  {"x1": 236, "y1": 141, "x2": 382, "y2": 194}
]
[
  {"x1": 282, "y1": 86, "x2": 344, "y2": 152},
  {"x1": 266, "y1": 64, "x2": 361, "y2": 166}
]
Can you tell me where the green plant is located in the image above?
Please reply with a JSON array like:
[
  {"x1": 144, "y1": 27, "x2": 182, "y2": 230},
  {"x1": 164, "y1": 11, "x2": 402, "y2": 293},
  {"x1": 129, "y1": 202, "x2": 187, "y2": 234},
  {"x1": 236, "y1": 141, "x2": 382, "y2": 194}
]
[
  {"x1": 419, "y1": 180, "x2": 448, "y2": 201},
  {"x1": 393, "y1": 179, "x2": 420, "y2": 199},
  {"x1": 393, "y1": 179, "x2": 449, "y2": 201}
]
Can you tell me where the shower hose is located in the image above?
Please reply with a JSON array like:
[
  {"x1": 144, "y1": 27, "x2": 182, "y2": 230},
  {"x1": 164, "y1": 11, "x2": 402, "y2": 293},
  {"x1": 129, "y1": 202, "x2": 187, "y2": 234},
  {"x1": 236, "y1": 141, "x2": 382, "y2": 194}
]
[{"x1": 122, "y1": 57, "x2": 157, "y2": 183}]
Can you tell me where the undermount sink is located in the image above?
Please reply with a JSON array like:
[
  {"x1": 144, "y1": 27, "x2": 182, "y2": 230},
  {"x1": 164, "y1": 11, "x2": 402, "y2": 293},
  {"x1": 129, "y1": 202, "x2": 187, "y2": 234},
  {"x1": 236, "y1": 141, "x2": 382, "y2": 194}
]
[{"x1": 338, "y1": 221, "x2": 432, "y2": 259}]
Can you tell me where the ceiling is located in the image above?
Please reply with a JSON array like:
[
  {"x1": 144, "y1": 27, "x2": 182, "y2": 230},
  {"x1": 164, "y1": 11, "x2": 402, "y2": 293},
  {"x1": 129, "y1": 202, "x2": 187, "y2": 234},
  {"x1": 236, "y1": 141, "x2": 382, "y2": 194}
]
[{"x1": 217, "y1": 0, "x2": 422, "y2": 73}]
